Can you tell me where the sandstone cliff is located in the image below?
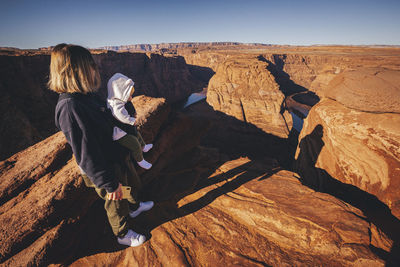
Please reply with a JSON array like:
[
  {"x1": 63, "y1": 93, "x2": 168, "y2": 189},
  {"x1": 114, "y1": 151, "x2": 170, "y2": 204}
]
[
  {"x1": 206, "y1": 55, "x2": 292, "y2": 138},
  {"x1": 100, "y1": 42, "x2": 272, "y2": 52},
  {"x1": 295, "y1": 69, "x2": 400, "y2": 220},
  {"x1": 0, "y1": 96, "x2": 209, "y2": 266},
  {"x1": 1, "y1": 46, "x2": 400, "y2": 266},
  {"x1": 0, "y1": 55, "x2": 57, "y2": 161},
  {"x1": 0, "y1": 52, "x2": 202, "y2": 161},
  {"x1": 182, "y1": 47, "x2": 400, "y2": 138},
  {"x1": 0, "y1": 97, "x2": 392, "y2": 266}
]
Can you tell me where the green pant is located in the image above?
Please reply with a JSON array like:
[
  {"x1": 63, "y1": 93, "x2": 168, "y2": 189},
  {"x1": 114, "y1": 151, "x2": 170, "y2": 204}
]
[
  {"x1": 117, "y1": 132, "x2": 146, "y2": 162},
  {"x1": 81, "y1": 158, "x2": 142, "y2": 237}
]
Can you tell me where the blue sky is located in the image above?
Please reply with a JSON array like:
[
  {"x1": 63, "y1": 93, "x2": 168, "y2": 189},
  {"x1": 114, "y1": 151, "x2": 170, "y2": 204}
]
[{"x1": 0, "y1": 0, "x2": 399, "y2": 49}]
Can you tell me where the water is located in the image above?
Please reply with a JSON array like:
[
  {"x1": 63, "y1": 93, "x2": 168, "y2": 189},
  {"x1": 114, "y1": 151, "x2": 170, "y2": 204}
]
[
  {"x1": 290, "y1": 109, "x2": 309, "y2": 132},
  {"x1": 183, "y1": 92, "x2": 207, "y2": 108}
]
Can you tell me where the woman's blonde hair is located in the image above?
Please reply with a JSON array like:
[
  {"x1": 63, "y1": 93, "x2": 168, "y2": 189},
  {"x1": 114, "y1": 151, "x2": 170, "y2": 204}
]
[{"x1": 48, "y1": 44, "x2": 101, "y2": 94}]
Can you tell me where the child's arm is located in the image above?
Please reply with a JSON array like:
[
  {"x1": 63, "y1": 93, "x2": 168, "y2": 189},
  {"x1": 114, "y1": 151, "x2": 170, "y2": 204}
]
[{"x1": 109, "y1": 100, "x2": 135, "y2": 125}]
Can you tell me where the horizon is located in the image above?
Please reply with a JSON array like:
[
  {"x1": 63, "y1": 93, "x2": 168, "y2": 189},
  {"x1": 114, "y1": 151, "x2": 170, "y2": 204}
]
[
  {"x1": 1, "y1": 0, "x2": 400, "y2": 49},
  {"x1": 3, "y1": 42, "x2": 400, "y2": 51},
  {"x1": 4, "y1": 42, "x2": 400, "y2": 51}
]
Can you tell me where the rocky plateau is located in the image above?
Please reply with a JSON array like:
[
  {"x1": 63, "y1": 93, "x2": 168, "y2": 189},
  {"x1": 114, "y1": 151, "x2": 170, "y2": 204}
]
[{"x1": 1, "y1": 44, "x2": 400, "y2": 266}]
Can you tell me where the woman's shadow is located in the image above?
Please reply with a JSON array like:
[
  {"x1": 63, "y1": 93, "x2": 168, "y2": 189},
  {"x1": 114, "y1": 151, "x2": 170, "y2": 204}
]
[{"x1": 295, "y1": 124, "x2": 400, "y2": 266}]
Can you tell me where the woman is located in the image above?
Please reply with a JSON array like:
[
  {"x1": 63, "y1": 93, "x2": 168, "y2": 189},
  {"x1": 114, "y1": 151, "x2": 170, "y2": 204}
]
[{"x1": 48, "y1": 44, "x2": 153, "y2": 247}]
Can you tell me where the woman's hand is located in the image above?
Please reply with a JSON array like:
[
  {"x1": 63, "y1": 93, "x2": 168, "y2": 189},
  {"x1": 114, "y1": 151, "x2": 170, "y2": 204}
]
[{"x1": 107, "y1": 183, "x2": 123, "y2": 200}]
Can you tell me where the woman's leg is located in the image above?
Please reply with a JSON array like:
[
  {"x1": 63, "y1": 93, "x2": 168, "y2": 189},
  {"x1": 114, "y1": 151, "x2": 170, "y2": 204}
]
[
  {"x1": 81, "y1": 173, "x2": 130, "y2": 237},
  {"x1": 120, "y1": 157, "x2": 141, "y2": 210},
  {"x1": 117, "y1": 134, "x2": 144, "y2": 162}
]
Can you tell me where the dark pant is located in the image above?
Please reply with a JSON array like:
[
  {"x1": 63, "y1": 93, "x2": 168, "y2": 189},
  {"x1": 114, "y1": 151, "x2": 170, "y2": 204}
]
[
  {"x1": 81, "y1": 158, "x2": 142, "y2": 237},
  {"x1": 117, "y1": 132, "x2": 146, "y2": 162}
]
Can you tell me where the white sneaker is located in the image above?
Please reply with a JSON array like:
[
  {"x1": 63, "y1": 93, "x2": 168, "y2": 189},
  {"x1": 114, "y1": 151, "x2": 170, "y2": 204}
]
[
  {"x1": 137, "y1": 159, "x2": 152, "y2": 170},
  {"x1": 117, "y1": 229, "x2": 146, "y2": 247},
  {"x1": 129, "y1": 201, "x2": 154, "y2": 218},
  {"x1": 142, "y1": 144, "x2": 153, "y2": 153}
]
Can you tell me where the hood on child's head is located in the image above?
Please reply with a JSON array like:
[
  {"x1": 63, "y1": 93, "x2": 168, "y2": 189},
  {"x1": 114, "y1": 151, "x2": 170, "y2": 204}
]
[{"x1": 107, "y1": 73, "x2": 135, "y2": 102}]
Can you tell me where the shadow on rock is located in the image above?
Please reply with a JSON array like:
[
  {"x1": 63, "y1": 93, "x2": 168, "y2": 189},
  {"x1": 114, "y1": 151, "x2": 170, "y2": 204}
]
[
  {"x1": 294, "y1": 124, "x2": 400, "y2": 266},
  {"x1": 257, "y1": 55, "x2": 308, "y2": 96},
  {"x1": 68, "y1": 100, "x2": 287, "y2": 263}
]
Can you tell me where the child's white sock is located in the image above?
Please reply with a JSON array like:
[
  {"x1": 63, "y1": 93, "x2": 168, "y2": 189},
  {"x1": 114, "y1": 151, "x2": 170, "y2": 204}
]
[
  {"x1": 142, "y1": 144, "x2": 153, "y2": 153},
  {"x1": 138, "y1": 159, "x2": 152, "y2": 170}
]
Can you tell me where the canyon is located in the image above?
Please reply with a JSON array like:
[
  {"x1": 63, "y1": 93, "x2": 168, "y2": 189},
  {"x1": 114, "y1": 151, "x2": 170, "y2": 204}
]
[{"x1": 0, "y1": 44, "x2": 399, "y2": 266}]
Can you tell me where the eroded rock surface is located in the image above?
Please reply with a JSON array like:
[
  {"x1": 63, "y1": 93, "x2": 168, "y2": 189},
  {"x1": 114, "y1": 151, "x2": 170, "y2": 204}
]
[
  {"x1": 296, "y1": 97, "x2": 400, "y2": 218},
  {"x1": 206, "y1": 55, "x2": 292, "y2": 138},
  {"x1": 1, "y1": 97, "x2": 394, "y2": 266},
  {"x1": 0, "y1": 52, "x2": 202, "y2": 161},
  {"x1": 324, "y1": 68, "x2": 400, "y2": 113},
  {"x1": 95, "y1": 52, "x2": 203, "y2": 102},
  {"x1": 0, "y1": 55, "x2": 57, "y2": 161},
  {"x1": 295, "y1": 68, "x2": 400, "y2": 222},
  {"x1": 2, "y1": 46, "x2": 400, "y2": 266},
  {"x1": 0, "y1": 96, "x2": 205, "y2": 266},
  {"x1": 184, "y1": 47, "x2": 400, "y2": 98},
  {"x1": 69, "y1": 156, "x2": 386, "y2": 267}
]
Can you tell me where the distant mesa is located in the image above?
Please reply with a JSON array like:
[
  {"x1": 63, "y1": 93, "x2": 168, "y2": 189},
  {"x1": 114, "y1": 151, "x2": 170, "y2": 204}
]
[{"x1": 98, "y1": 42, "x2": 274, "y2": 52}]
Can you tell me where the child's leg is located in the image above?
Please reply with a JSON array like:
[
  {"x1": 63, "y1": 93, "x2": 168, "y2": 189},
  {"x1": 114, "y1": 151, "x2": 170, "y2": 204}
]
[
  {"x1": 117, "y1": 134, "x2": 144, "y2": 162},
  {"x1": 136, "y1": 132, "x2": 146, "y2": 147},
  {"x1": 137, "y1": 131, "x2": 153, "y2": 153}
]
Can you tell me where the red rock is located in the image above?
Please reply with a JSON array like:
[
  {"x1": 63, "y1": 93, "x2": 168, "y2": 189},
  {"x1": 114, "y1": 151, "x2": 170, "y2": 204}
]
[
  {"x1": 70, "y1": 157, "x2": 386, "y2": 266},
  {"x1": 0, "y1": 52, "x2": 202, "y2": 161},
  {"x1": 2, "y1": 45, "x2": 400, "y2": 266},
  {"x1": 324, "y1": 68, "x2": 400, "y2": 113},
  {"x1": 295, "y1": 97, "x2": 400, "y2": 219},
  {"x1": 0, "y1": 96, "x2": 209, "y2": 266},
  {"x1": 206, "y1": 56, "x2": 292, "y2": 138}
]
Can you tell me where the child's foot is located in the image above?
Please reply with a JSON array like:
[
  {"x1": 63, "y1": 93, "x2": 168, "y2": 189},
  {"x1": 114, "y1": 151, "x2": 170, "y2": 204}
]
[
  {"x1": 142, "y1": 144, "x2": 153, "y2": 153},
  {"x1": 138, "y1": 159, "x2": 152, "y2": 170},
  {"x1": 129, "y1": 201, "x2": 154, "y2": 218},
  {"x1": 117, "y1": 229, "x2": 146, "y2": 247}
]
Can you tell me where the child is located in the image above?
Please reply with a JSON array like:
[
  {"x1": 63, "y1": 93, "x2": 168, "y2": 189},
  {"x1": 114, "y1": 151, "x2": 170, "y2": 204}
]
[{"x1": 107, "y1": 73, "x2": 153, "y2": 170}]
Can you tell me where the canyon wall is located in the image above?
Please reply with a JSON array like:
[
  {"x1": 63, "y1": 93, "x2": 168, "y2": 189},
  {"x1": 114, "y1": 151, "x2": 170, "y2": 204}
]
[
  {"x1": 1, "y1": 47, "x2": 400, "y2": 265},
  {"x1": 94, "y1": 52, "x2": 202, "y2": 102},
  {"x1": 184, "y1": 48, "x2": 400, "y2": 97},
  {"x1": 0, "y1": 52, "x2": 202, "y2": 161},
  {"x1": 206, "y1": 55, "x2": 292, "y2": 138},
  {"x1": 0, "y1": 95, "x2": 393, "y2": 266},
  {"x1": 0, "y1": 55, "x2": 57, "y2": 161},
  {"x1": 182, "y1": 47, "x2": 400, "y2": 137},
  {"x1": 100, "y1": 42, "x2": 272, "y2": 52},
  {"x1": 0, "y1": 95, "x2": 210, "y2": 266},
  {"x1": 295, "y1": 68, "x2": 400, "y2": 219}
]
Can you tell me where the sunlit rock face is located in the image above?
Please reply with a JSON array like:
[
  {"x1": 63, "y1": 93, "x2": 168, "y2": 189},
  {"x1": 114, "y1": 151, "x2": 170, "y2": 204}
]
[
  {"x1": 295, "y1": 68, "x2": 400, "y2": 219},
  {"x1": 0, "y1": 96, "x2": 209, "y2": 266},
  {"x1": 206, "y1": 55, "x2": 292, "y2": 138},
  {"x1": 1, "y1": 45, "x2": 400, "y2": 266},
  {"x1": 70, "y1": 158, "x2": 386, "y2": 267}
]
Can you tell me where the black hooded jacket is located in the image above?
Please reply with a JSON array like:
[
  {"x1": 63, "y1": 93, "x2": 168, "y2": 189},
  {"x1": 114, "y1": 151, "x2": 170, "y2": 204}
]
[{"x1": 55, "y1": 93, "x2": 125, "y2": 193}]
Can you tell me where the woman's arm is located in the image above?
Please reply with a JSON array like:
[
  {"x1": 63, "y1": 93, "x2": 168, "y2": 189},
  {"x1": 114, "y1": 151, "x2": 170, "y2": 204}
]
[{"x1": 107, "y1": 183, "x2": 123, "y2": 200}]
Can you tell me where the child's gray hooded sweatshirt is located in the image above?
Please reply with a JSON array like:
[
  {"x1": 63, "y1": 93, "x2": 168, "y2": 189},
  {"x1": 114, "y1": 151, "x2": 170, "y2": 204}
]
[{"x1": 107, "y1": 73, "x2": 136, "y2": 140}]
